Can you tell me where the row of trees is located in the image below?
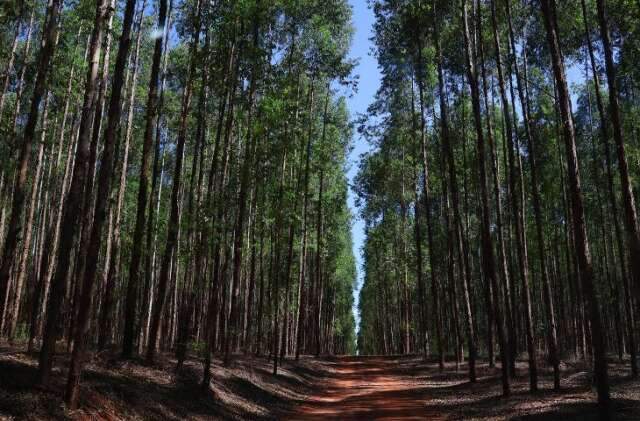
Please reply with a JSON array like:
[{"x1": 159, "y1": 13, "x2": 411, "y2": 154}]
[
  {"x1": 356, "y1": 0, "x2": 640, "y2": 416},
  {"x1": 0, "y1": 0, "x2": 357, "y2": 408}
]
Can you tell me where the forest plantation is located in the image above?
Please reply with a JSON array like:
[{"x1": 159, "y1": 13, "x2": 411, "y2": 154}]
[{"x1": 0, "y1": 0, "x2": 639, "y2": 419}]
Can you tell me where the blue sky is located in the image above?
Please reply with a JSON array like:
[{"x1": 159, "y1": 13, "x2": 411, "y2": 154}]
[{"x1": 346, "y1": 0, "x2": 380, "y2": 334}]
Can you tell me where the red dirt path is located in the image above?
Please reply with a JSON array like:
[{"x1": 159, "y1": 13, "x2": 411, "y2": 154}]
[
  {"x1": 284, "y1": 355, "x2": 640, "y2": 421},
  {"x1": 285, "y1": 356, "x2": 445, "y2": 420}
]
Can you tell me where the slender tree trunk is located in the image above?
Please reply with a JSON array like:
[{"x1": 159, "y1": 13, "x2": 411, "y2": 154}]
[
  {"x1": 485, "y1": 0, "x2": 537, "y2": 390},
  {"x1": 37, "y1": 0, "x2": 107, "y2": 385},
  {"x1": 122, "y1": 0, "x2": 170, "y2": 358},
  {"x1": 146, "y1": 3, "x2": 201, "y2": 361},
  {"x1": 414, "y1": 36, "x2": 441, "y2": 365},
  {"x1": 593, "y1": 0, "x2": 639, "y2": 378},
  {"x1": 314, "y1": 168, "x2": 324, "y2": 357},
  {"x1": 141, "y1": 5, "x2": 173, "y2": 352},
  {"x1": 0, "y1": 0, "x2": 63, "y2": 333},
  {"x1": 224, "y1": 12, "x2": 259, "y2": 365},
  {"x1": 67, "y1": 0, "x2": 116, "y2": 353},
  {"x1": 64, "y1": 0, "x2": 139, "y2": 406},
  {"x1": 460, "y1": 0, "x2": 495, "y2": 388},
  {"x1": 201, "y1": 38, "x2": 238, "y2": 387},
  {"x1": 272, "y1": 147, "x2": 289, "y2": 373},
  {"x1": 295, "y1": 87, "x2": 325, "y2": 360},
  {"x1": 0, "y1": 12, "x2": 33, "y2": 120},
  {"x1": 595, "y1": 0, "x2": 640, "y2": 309},
  {"x1": 98, "y1": 0, "x2": 146, "y2": 350},
  {"x1": 505, "y1": 0, "x2": 560, "y2": 389},
  {"x1": 540, "y1": 0, "x2": 610, "y2": 412},
  {"x1": 7, "y1": 94, "x2": 50, "y2": 338}
]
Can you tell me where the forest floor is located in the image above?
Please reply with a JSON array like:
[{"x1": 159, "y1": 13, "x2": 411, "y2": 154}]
[
  {"x1": 1, "y1": 343, "x2": 639, "y2": 420},
  {"x1": 284, "y1": 355, "x2": 640, "y2": 420}
]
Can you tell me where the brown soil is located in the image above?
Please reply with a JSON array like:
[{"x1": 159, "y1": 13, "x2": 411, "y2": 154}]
[
  {"x1": 0, "y1": 343, "x2": 312, "y2": 420},
  {"x1": 285, "y1": 356, "x2": 445, "y2": 420},
  {"x1": 283, "y1": 355, "x2": 640, "y2": 420},
  {"x1": 1, "y1": 344, "x2": 639, "y2": 420}
]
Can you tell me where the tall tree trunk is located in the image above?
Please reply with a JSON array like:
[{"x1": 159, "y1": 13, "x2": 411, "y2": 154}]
[
  {"x1": 98, "y1": 0, "x2": 146, "y2": 350},
  {"x1": 176, "y1": 29, "x2": 211, "y2": 371},
  {"x1": 67, "y1": 0, "x2": 116, "y2": 353},
  {"x1": 460, "y1": 0, "x2": 492, "y2": 388},
  {"x1": 201, "y1": 37, "x2": 238, "y2": 387},
  {"x1": 6, "y1": 94, "x2": 50, "y2": 337},
  {"x1": 141, "y1": 5, "x2": 173, "y2": 352},
  {"x1": 415, "y1": 35, "x2": 440, "y2": 365},
  {"x1": 64, "y1": 0, "x2": 139, "y2": 407},
  {"x1": 0, "y1": 11, "x2": 34, "y2": 120},
  {"x1": 505, "y1": 0, "x2": 560, "y2": 389},
  {"x1": 122, "y1": 0, "x2": 170, "y2": 358},
  {"x1": 593, "y1": 0, "x2": 639, "y2": 378},
  {"x1": 579, "y1": 0, "x2": 638, "y2": 379},
  {"x1": 146, "y1": 1, "x2": 201, "y2": 361},
  {"x1": 485, "y1": 0, "x2": 537, "y2": 390},
  {"x1": 540, "y1": 0, "x2": 610, "y2": 412},
  {"x1": 224, "y1": 11, "x2": 260, "y2": 365},
  {"x1": 314, "y1": 168, "x2": 324, "y2": 357},
  {"x1": 37, "y1": 0, "x2": 107, "y2": 385},
  {"x1": 295, "y1": 86, "x2": 325, "y2": 360},
  {"x1": 0, "y1": 0, "x2": 63, "y2": 333},
  {"x1": 595, "y1": 0, "x2": 640, "y2": 308}
]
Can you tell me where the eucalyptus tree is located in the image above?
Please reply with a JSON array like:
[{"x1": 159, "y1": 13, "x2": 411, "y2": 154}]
[
  {"x1": 0, "y1": 0, "x2": 62, "y2": 331},
  {"x1": 358, "y1": 0, "x2": 640, "y2": 411}
]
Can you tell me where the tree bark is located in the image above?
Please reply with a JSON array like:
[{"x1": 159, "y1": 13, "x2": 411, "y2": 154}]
[
  {"x1": 594, "y1": 2, "x2": 640, "y2": 377},
  {"x1": 0, "y1": 0, "x2": 63, "y2": 334},
  {"x1": 485, "y1": 0, "x2": 537, "y2": 390},
  {"x1": 505, "y1": 0, "x2": 560, "y2": 389},
  {"x1": 64, "y1": 0, "x2": 139, "y2": 406},
  {"x1": 540, "y1": 0, "x2": 610, "y2": 412},
  {"x1": 6, "y1": 94, "x2": 50, "y2": 338},
  {"x1": 98, "y1": 0, "x2": 146, "y2": 350},
  {"x1": 460, "y1": 0, "x2": 492, "y2": 388},
  {"x1": 122, "y1": 0, "x2": 170, "y2": 358},
  {"x1": 414, "y1": 35, "x2": 440, "y2": 365},
  {"x1": 146, "y1": 0, "x2": 201, "y2": 362}
]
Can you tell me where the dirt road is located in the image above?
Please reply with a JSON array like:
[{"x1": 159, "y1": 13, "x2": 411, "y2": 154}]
[
  {"x1": 284, "y1": 355, "x2": 640, "y2": 421},
  {"x1": 286, "y1": 356, "x2": 446, "y2": 420}
]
